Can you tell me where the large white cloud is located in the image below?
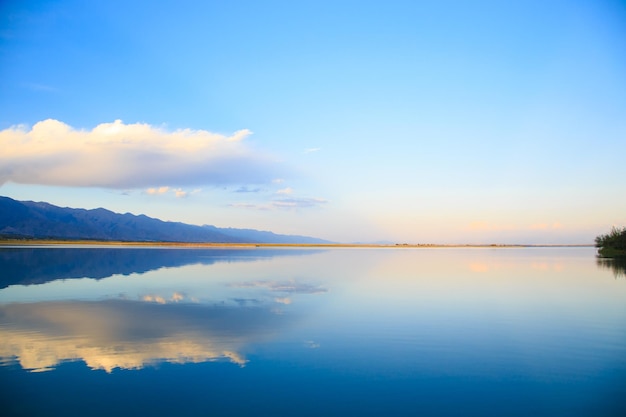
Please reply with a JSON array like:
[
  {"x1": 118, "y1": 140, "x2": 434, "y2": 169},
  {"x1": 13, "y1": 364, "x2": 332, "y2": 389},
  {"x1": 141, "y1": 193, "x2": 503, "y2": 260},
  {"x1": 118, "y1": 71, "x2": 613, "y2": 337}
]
[{"x1": 0, "y1": 119, "x2": 283, "y2": 188}]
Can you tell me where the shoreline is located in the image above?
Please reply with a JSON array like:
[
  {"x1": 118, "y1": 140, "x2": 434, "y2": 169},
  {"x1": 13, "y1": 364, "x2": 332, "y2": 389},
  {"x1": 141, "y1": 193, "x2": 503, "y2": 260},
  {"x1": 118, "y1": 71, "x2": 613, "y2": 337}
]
[{"x1": 0, "y1": 239, "x2": 594, "y2": 248}]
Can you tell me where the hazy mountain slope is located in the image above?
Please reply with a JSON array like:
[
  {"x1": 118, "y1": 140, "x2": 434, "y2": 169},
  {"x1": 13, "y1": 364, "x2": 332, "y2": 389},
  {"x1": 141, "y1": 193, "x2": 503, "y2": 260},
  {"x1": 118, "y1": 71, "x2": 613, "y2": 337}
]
[{"x1": 0, "y1": 196, "x2": 330, "y2": 243}]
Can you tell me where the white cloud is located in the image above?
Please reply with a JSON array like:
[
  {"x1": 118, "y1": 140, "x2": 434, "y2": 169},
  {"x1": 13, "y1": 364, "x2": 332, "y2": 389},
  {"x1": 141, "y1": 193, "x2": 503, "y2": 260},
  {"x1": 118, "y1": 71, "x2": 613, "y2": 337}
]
[
  {"x1": 145, "y1": 186, "x2": 200, "y2": 198},
  {"x1": 276, "y1": 187, "x2": 293, "y2": 195},
  {"x1": 0, "y1": 119, "x2": 283, "y2": 189},
  {"x1": 304, "y1": 147, "x2": 321, "y2": 153}
]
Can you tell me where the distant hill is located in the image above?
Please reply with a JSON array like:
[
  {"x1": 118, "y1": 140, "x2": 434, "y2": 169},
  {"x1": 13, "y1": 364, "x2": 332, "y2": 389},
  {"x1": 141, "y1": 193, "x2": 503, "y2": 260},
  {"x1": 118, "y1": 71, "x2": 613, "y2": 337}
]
[{"x1": 0, "y1": 196, "x2": 331, "y2": 244}]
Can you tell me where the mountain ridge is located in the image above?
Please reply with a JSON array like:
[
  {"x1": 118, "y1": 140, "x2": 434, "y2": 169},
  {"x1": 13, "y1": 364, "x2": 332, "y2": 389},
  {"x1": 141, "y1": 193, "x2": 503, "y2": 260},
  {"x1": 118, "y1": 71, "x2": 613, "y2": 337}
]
[{"x1": 0, "y1": 196, "x2": 331, "y2": 244}]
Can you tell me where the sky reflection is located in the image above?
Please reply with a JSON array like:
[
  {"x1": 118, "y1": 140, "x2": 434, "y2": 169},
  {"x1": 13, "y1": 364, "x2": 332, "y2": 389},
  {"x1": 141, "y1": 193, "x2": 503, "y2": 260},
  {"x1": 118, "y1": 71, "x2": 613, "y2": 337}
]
[
  {"x1": 1, "y1": 247, "x2": 625, "y2": 382},
  {"x1": 0, "y1": 247, "x2": 330, "y2": 372}
]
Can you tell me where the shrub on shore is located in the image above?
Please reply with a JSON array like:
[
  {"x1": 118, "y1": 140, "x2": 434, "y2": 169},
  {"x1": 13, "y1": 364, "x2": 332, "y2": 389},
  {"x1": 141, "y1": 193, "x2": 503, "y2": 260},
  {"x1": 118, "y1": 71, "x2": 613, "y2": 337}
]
[{"x1": 595, "y1": 226, "x2": 626, "y2": 258}]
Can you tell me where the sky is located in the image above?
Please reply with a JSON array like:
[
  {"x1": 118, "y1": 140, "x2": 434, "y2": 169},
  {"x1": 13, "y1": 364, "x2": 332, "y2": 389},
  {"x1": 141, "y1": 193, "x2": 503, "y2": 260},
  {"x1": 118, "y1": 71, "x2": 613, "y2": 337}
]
[{"x1": 1, "y1": 0, "x2": 625, "y2": 244}]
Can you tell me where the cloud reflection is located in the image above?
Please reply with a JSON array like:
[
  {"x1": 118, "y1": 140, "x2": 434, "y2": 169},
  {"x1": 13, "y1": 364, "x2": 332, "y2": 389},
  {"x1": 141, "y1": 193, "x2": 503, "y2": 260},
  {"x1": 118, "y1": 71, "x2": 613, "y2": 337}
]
[
  {"x1": 232, "y1": 280, "x2": 327, "y2": 295},
  {"x1": 0, "y1": 300, "x2": 289, "y2": 372}
]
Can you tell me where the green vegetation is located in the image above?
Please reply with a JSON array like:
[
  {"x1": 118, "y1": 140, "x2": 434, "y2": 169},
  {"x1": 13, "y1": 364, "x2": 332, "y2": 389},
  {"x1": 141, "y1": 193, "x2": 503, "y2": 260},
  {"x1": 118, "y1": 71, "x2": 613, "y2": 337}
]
[{"x1": 595, "y1": 226, "x2": 626, "y2": 258}]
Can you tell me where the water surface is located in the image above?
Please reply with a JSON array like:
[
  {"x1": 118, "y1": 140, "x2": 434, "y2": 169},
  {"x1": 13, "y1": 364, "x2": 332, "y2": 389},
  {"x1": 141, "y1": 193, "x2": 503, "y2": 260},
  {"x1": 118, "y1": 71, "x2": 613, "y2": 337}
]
[{"x1": 1, "y1": 246, "x2": 624, "y2": 416}]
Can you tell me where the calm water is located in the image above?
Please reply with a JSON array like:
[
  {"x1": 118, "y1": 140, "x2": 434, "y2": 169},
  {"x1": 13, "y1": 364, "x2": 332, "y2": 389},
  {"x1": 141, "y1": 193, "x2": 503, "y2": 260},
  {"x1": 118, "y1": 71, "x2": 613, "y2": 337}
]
[{"x1": 0, "y1": 246, "x2": 625, "y2": 416}]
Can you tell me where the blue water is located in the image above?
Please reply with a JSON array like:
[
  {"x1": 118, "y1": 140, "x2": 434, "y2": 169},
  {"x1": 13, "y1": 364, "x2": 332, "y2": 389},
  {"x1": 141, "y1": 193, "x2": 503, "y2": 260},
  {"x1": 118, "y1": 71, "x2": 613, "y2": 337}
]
[{"x1": 0, "y1": 246, "x2": 625, "y2": 416}]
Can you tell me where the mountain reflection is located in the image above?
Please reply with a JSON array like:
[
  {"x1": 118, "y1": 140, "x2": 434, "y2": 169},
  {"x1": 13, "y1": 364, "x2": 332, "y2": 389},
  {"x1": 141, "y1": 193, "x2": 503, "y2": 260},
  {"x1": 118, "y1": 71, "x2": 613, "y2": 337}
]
[
  {"x1": 0, "y1": 299, "x2": 290, "y2": 372},
  {"x1": 0, "y1": 247, "x2": 321, "y2": 289}
]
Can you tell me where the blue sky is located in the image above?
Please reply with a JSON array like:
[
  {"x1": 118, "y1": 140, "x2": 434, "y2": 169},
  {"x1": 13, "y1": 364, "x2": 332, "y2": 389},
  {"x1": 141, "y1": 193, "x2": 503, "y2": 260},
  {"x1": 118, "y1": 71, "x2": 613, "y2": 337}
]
[{"x1": 1, "y1": 0, "x2": 625, "y2": 243}]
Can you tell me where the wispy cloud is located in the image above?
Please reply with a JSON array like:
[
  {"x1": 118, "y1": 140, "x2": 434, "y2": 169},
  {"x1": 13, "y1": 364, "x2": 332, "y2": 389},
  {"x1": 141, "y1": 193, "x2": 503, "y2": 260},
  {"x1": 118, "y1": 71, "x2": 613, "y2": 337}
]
[
  {"x1": 235, "y1": 186, "x2": 262, "y2": 193},
  {"x1": 145, "y1": 186, "x2": 200, "y2": 198},
  {"x1": 272, "y1": 197, "x2": 327, "y2": 209},
  {"x1": 304, "y1": 147, "x2": 321, "y2": 153},
  {"x1": 0, "y1": 119, "x2": 284, "y2": 189},
  {"x1": 229, "y1": 197, "x2": 327, "y2": 211},
  {"x1": 22, "y1": 82, "x2": 59, "y2": 93},
  {"x1": 276, "y1": 187, "x2": 293, "y2": 195},
  {"x1": 229, "y1": 202, "x2": 271, "y2": 211}
]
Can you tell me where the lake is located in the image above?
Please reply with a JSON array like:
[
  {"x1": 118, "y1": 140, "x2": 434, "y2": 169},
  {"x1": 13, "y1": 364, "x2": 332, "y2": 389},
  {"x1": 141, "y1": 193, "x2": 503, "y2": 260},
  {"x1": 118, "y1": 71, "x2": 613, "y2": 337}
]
[{"x1": 1, "y1": 246, "x2": 625, "y2": 416}]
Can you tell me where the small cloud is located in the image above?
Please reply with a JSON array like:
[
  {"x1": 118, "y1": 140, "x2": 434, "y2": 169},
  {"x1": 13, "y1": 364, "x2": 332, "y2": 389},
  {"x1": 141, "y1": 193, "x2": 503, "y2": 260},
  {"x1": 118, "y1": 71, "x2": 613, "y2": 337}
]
[
  {"x1": 272, "y1": 178, "x2": 285, "y2": 184},
  {"x1": 146, "y1": 186, "x2": 170, "y2": 195},
  {"x1": 173, "y1": 188, "x2": 188, "y2": 198},
  {"x1": 274, "y1": 297, "x2": 292, "y2": 305},
  {"x1": 276, "y1": 187, "x2": 293, "y2": 195},
  {"x1": 235, "y1": 186, "x2": 262, "y2": 193},
  {"x1": 304, "y1": 147, "x2": 321, "y2": 153}
]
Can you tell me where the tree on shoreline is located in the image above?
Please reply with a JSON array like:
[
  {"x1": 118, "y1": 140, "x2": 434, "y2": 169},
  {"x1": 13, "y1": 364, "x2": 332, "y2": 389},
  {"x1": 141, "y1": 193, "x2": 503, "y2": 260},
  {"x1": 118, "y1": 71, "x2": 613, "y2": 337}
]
[{"x1": 595, "y1": 226, "x2": 626, "y2": 258}]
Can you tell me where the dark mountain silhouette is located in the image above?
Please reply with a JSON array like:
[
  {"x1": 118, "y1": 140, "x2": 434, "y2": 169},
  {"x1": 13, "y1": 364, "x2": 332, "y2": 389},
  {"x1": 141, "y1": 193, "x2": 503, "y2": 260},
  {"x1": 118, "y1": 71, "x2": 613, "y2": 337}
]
[{"x1": 0, "y1": 196, "x2": 330, "y2": 244}]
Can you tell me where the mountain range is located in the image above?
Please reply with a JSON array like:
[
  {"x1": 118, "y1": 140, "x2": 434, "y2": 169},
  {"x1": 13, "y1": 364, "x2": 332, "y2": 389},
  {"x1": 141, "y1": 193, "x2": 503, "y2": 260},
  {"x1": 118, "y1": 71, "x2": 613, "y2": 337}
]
[{"x1": 0, "y1": 196, "x2": 330, "y2": 244}]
